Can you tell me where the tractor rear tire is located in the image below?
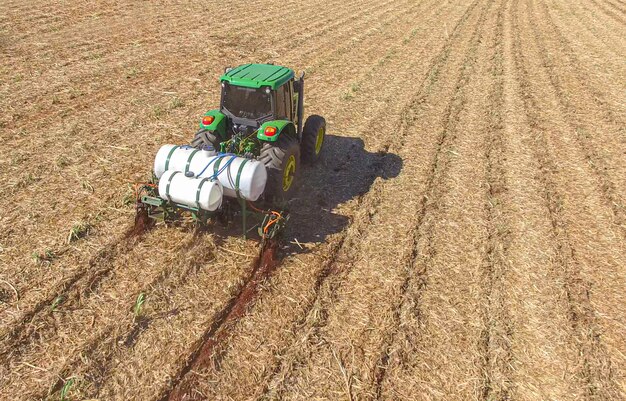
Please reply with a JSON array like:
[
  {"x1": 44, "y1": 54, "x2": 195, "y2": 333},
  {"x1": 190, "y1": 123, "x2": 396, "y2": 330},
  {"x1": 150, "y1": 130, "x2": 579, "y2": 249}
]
[
  {"x1": 191, "y1": 129, "x2": 220, "y2": 150},
  {"x1": 301, "y1": 115, "x2": 326, "y2": 164},
  {"x1": 259, "y1": 134, "x2": 300, "y2": 203}
]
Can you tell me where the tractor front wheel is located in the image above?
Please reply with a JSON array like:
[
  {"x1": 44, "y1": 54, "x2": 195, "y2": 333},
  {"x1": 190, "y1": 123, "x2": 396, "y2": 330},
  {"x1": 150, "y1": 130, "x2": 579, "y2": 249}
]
[
  {"x1": 259, "y1": 134, "x2": 300, "y2": 203},
  {"x1": 191, "y1": 129, "x2": 220, "y2": 150},
  {"x1": 301, "y1": 115, "x2": 326, "y2": 164}
]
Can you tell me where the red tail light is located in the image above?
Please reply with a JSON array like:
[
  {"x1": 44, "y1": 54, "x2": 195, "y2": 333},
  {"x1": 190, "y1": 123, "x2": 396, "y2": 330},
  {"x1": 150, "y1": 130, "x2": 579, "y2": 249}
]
[
  {"x1": 202, "y1": 115, "x2": 215, "y2": 125},
  {"x1": 264, "y1": 126, "x2": 277, "y2": 136}
]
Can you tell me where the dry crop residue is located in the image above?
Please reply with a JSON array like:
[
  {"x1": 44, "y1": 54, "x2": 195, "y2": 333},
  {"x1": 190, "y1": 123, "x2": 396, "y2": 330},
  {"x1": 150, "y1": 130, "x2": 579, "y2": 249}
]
[{"x1": 0, "y1": 0, "x2": 624, "y2": 399}]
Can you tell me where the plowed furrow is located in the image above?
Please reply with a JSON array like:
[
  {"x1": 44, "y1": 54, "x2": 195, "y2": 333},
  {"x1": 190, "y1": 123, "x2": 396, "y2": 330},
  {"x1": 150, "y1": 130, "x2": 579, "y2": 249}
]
[
  {"x1": 157, "y1": 242, "x2": 282, "y2": 401},
  {"x1": 0, "y1": 0, "x2": 394, "y2": 141},
  {"x1": 581, "y1": 0, "x2": 626, "y2": 41},
  {"x1": 526, "y1": 0, "x2": 626, "y2": 237},
  {"x1": 535, "y1": 0, "x2": 626, "y2": 122},
  {"x1": 0, "y1": 0, "x2": 416, "y2": 257},
  {"x1": 278, "y1": 0, "x2": 403, "y2": 57},
  {"x1": 375, "y1": 0, "x2": 501, "y2": 398},
  {"x1": 75, "y1": 240, "x2": 255, "y2": 401},
  {"x1": 499, "y1": 2, "x2": 591, "y2": 398},
  {"x1": 17, "y1": 234, "x2": 253, "y2": 401},
  {"x1": 2, "y1": 1, "x2": 625, "y2": 400},
  {"x1": 478, "y1": 1, "x2": 514, "y2": 398},
  {"x1": 571, "y1": 0, "x2": 626, "y2": 56},
  {"x1": 590, "y1": 0, "x2": 626, "y2": 23},
  {"x1": 0, "y1": 225, "x2": 144, "y2": 359},
  {"x1": 604, "y1": 0, "x2": 626, "y2": 13},
  {"x1": 32, "y1": 231, "x2": 217, "y2": 400},
  {"x1": 0, "y1": 228, "x2": 212, "y2": 399},
  {"x1": 512, "y1": 0, "x2": 622, "y2": 397},
  {"x1": 0, "y1": 209, "x2": 139, "y2": 321},
  {"x1": 552, "y1": 0, "x2": 625, "y2": 70}
]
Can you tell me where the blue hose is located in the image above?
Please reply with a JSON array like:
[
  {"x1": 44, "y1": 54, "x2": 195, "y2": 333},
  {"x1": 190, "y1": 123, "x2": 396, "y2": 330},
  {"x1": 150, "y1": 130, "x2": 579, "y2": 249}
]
[{"x1": 195, "y1": 153, "x2": 237, "y2": 180}]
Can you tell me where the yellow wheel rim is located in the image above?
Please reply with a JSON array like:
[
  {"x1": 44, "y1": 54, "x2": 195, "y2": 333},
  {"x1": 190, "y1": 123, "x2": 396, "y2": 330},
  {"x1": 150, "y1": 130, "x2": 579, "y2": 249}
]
[
  {"x1": 315, "y1": 127, "x2": 324, "y2": 154},
  {"x1": 282, "y1": 155, "x2": 296, "y2": 191}
]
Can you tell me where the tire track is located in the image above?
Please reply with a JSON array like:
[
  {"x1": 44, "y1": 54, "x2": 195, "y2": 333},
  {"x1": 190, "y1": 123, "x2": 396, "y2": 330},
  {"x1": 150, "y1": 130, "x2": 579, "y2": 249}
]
[{"x1": 512, "y1": 0, "x2": 621, "y2": 397}]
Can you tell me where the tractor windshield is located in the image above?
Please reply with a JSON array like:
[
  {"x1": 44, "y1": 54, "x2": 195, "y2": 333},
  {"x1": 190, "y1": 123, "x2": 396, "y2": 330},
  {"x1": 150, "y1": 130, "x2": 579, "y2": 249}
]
[{"x1": 222, "y1": 85, "x2": 272, "y2": 121}]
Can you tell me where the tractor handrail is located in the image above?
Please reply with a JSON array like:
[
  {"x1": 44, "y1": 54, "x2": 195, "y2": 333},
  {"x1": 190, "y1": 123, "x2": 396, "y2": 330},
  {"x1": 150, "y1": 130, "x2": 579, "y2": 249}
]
[{"x1": 296, "y1": 72, "x2": 305, "y2": 139}]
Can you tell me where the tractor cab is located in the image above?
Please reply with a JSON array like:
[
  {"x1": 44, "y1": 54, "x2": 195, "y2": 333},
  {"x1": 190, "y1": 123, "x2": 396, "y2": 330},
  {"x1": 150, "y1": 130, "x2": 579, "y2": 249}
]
[
  {"x1": 192, "y1": 64, "x2": 304, "y2": 150},
  {"x1": 219, "y1": 64, "x2": 300, "y2": 131}
]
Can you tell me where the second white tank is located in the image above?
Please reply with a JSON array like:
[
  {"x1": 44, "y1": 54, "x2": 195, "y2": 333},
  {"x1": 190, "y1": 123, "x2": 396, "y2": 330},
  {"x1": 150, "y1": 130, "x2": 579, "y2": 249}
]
[{"x1": 158, "y1": 170, "x2": 223, "y2": 211}]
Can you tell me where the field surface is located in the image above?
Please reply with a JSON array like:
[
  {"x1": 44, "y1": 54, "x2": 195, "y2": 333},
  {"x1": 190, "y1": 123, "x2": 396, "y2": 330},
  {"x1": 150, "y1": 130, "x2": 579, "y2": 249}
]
[{"x1": 1, "y1": 0, "x2": 625, "y2": 400}]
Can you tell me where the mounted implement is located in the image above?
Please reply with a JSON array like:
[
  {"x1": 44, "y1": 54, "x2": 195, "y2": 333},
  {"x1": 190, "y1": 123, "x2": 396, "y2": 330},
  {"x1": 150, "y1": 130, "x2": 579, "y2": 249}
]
[{"x1": 135, "y1": 63, "x2": 327, "y2": 241}]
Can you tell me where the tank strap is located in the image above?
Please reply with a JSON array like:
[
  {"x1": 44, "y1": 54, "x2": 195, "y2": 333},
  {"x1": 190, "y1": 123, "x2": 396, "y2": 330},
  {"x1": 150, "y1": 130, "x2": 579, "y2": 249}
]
[
  {"x1": 213, "y1": 155, "x2": 224, "y2": 177},
  {"x1": 165, "y1": 171, "x2": 180, "y2": 202},
  {"x1": 195, "y1": 177, "x2": 212, "y2": 210},
  {"x1": 185, "y1": 149, "x2": 200, "y2": 175},
  {"x1": 164, "y1": 146, "x2": 179, "y2": 171},
  {"x1": 234, "y1": 159, "x2": 249, "y2": 198}
]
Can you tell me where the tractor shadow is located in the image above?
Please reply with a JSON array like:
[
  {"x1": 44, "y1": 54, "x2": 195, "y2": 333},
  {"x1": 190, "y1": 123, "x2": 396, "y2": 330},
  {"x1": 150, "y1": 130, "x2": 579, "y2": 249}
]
[{"x1": 285, "y1": 134, "x2": 402, "y2": 250}]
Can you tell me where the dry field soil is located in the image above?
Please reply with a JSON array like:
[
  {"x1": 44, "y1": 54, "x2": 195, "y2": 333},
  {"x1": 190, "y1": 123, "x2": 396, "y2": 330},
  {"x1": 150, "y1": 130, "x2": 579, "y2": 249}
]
[{"x1": 0, "y1": 0, "x2": 625, "y2": 400}]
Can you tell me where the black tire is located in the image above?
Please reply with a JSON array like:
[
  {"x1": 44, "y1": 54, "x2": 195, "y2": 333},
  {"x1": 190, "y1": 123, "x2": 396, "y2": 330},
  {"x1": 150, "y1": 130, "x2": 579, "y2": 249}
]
[
  {"x1": 301, "y1": 115, "x2": 326, "y2": 164},
  {"x1": 259, "y1": 134, "x2": 300, "y2": 203},
  {"x1": 191, "y1": 129, "x2": 220, "y2": 150}
]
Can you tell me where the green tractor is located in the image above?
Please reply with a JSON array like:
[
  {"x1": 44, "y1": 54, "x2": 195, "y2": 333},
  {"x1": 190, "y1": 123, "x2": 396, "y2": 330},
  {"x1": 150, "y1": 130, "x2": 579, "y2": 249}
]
[
  {"x1": 135, "y1": 64, "x2": 326, "y2": 240},
  {"x1": 192, "y1": 63, "x2": 326, "y2": 200}
]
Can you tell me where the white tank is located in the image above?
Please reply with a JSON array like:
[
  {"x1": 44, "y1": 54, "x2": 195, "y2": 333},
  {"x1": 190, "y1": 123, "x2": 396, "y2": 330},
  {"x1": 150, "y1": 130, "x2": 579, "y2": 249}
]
[
  {"x1": 153, "y1": 144, "x2": 267, "y2": 201},
  {"x1": 158, "y1": 170, "x2": 223, "y2": 212}
]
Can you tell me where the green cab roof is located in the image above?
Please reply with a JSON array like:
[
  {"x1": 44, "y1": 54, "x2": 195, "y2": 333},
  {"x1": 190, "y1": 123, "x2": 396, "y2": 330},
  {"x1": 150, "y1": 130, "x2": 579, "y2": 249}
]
[{"x1": 220, "y1": 63, "x2": 294, "y2": 90}]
